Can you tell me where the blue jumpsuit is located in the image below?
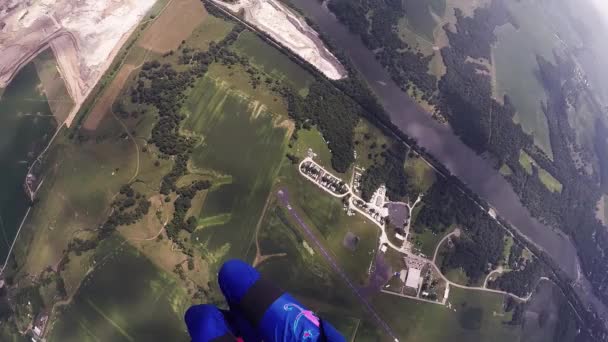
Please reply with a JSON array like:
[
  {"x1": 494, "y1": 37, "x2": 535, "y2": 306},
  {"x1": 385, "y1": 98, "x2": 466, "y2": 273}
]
[{"x1": 185, "y1": 260, "x2": 345, "y2": 342}]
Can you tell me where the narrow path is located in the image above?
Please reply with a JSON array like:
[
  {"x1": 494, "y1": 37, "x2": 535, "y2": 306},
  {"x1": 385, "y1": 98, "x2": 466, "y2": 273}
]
[
  {"x1": 276, "y1": 188, "x2": 399, "y2": 341},
  {"x1": 432, "y1": 229, "x2": 459, "y2": 264},
  {"x1": 250, "y1": 189, "x2": 287, "y2": 267},
  {"x1": 110, "y1": 110, "x2": 140, "y2": 184},
  {"x1": 483, "y1": 267, "x2": 504, "y2": 288}
]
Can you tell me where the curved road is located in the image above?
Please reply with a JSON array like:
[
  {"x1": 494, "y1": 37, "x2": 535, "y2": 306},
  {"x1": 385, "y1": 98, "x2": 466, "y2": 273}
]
[
  {"x1": 299, "y1": 158, "x2": 538, "y2": 301},
  {"x1": 431, "y1": 230, "x2": 539, "y2": 302}
]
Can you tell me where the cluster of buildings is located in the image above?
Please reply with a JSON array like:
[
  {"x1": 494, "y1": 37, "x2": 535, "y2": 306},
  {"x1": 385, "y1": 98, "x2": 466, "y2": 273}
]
[
  {"x1": 350, "y1": 196, "x2": 388, "y2": 226},
  {"x1": 299, "y1": 160, "x2": 348, "y2": 195},
  {"x1": 352, "y1": 167, "x2": 364, "y2": 195},
  {"x1": 30, "y1": 312, "x2": 48, "y2": 342}
]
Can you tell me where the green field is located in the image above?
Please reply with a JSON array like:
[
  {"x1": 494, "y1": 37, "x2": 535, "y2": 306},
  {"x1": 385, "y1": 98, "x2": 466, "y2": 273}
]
[
  {"x1": 397, "y1": 0, "x2": 446, "y2": 57},
  {"x1": 183, "y1": 15, "x2": 234, "y2": 52},
  {"x1": 32, "y1": 48, "x2": 75, "y2": 123},
  {"x1": 366, "y1": 288, "x2": 520, "y2": 341},
  {"x1": 404, "y1": 153, "x2": 436, "y2": 194},
  {"x1": 499, "y1": 163, "x2": 513, "y2": 176},
  {"x1": 353, "y1": 120, "x2": 391, "y2": 170},
  {"x1": 231, "y1": 31, "x2": 315, "y2": 96},
  {"x1": 401, "y1": 0, "x2": 444, "y2": 41},
  {"x1": 519, "y1": 150, "x2": 535, "y2": 174},
  {"x1": 445, "y1": 268, "x2": 470, "y2": 285},
  {"x1": 412, "y1": 226, "x2": 453, "y2": 258},
  {"x1": 49, "y1": 237, "x2": 189, "y2": 342},
  {"x1": 502, "y1": 236, "x2": 514, "y2": 265},
  {"x1": 290, "y1": 128, "x2": 333, "y2": 168},
  {"x1": 277, "y1": 169, "x2": 380, "y2": 283},
  {"x1": 182, "y1": 72, "x2": 289, "y2": 263},
  {"x1": 256, "y1": 202, "x2": 360, "y2": 310},
  {"x1": 538, "y1": 168, "x2": 563, "y2": 193},
  {"x1": 518, "y1": 150, "x2": 562, "y2": 193},
  {"x1": 14, "y1": 115, "x2": 137, "y2": 276},
  {"x1": 491, "y1": 0, "x2": 570, "y2": 159},
  {"x1": 0, "y1": 62, "x2": 57, "y2": 265}
]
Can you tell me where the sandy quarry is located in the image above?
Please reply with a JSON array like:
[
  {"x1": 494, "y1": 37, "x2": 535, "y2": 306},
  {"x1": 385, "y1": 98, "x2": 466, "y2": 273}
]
[
  {"x1": 0, "y1": 0, "x2": 156, "y2": 126},
  {"x1": 212, "y1": 0, "x2": 346, "y2": 80}
]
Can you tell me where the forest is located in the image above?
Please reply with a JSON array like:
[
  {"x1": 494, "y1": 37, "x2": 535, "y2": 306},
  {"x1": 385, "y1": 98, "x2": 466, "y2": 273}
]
[
  {"x1": 358, "y1": 143, "x2": 409, "y2": 201},
  {"x1": 417, "y1": 177, "x2": 504, "y2": 282},
  {"x1": 286, "y1": 80, "x2": 362, "y2": 173},
  {"x1": 327, "y1": 0, "x2": 436, "y2": 100}
]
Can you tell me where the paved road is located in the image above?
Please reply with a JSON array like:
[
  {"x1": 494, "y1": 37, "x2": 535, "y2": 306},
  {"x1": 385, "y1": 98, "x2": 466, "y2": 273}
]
[
  {"x1": 300, "y1": 158, "x2": 535, "y2": 302},
  {"x1": 430, "y1": 229, "x2": 538, "y2": 302},
  {"x1": 276, "y1": 188, "x2": 398, "y2": 341}
]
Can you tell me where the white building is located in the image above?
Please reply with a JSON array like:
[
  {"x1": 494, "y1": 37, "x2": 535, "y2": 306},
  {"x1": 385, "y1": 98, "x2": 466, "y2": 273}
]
[{"x1": 405, "y1": 268, "x2": 421, "y2": 289}]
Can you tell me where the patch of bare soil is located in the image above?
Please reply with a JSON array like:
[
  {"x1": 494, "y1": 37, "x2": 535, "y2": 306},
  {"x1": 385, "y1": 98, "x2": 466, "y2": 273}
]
[
  {"x1": 0, "y1": 0, "x2": 156, "y2": 126},
  {"x1": 83, "y1": 64, "x2": 135, "y2": 130},
  {"x1": 140, "y1": 0, "x2": 207, "y2": 53}
]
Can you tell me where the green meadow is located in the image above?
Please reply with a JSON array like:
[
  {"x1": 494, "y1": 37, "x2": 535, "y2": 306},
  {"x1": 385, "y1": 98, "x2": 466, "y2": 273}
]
[
  {"x1": 491, "y1": 0, "x2": 581, "y2": 159},
  {"x1": 49, "y1": 237, "x2": 189, "y2": 342},
  {"x1": 230, "y1": 31, "x2": 315, "y2": 96},
  {"x1": 518, "y1": 150, "x2": 562, "y2": 193},
  {"x1": 182, "y1": 73, "x2": 289, "y2": 263},
  {"x1": 363, "y1": 288, "x2": 520, "y2": 341},
  {"x1": 0, "y1": 63, "x2": 57, "y2": 265}
]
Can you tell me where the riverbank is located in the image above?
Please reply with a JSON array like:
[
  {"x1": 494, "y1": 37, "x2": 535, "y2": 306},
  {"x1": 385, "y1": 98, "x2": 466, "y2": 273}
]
[{"x1": 210, "y1": 0, "x2": 346, "y2": 80}]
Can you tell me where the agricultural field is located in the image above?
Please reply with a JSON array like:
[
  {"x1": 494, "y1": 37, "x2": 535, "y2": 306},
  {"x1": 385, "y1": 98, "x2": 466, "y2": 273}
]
[
  {"x1": 492, "y1": 22, "x2": 552, "y2": 158},
  {"x1": 499, "y1": 163, "x2": 513, "y2": 176},
  {"x1": 48, "y1": 237, "x2": 189, "y2": 342},
  {"x1": 404, "y1": 152, "x2": 437, "y2": 195},
  {"x1": 355, "y1": 288, "x2": 520, "y2": 341},
  {"x1": 490, "y1": 0, "x2": 586, "y2": 159},
  {"x1": 1, "y1": 1, "x2": 561, "y2": 340},
  {"x1": 399, "y1": 0, "x2": 445, "y2": 43},
  {"x1": 182, "y1": 15, "x2": 235, "y2": 53},
  {"x1": 14, "y1": 115, "x2": 136, "y2": 276},
  {"x1": 254, "y1": 200, "x2": 360, "y2": 311},
  {"x1": 0, "y1": 62, "x2": 57, "y2": 265},
  {"x1": 230, "y1": 31, "x2": 315, "y2": 96},
  {"x1": 518, "y1": 150, "x2": 563, "y2": 193},
  {"x1": 353, "y1": 120, "x2": 393, "y2": 170},
  {"x1": 183, "y1": 71, "x2": 290, "y2": 260},
  {"x1": 139, "y1": 0, "x2": 207, "y2": 53},
  {"x1": 82, "y1": 65, "x2": 136, "y2": 130},
  {"x1": 32, "y1": 48, "x2": 74, "y2": 124}
]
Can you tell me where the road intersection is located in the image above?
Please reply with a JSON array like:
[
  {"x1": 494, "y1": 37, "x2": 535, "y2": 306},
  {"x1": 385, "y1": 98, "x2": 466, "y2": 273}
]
[{"x1": 295, "y1": 157, "x2": 543, "y2": 306}]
